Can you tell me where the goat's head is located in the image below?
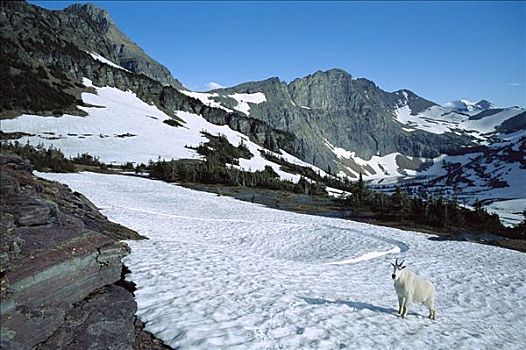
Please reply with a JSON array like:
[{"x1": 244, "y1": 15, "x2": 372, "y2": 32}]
[{"x1": 391, "y1": 258, "x2": 406, "y2": 280}]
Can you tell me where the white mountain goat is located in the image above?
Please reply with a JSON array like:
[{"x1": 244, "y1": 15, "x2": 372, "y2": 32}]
[{"x1": 391, "y1": 258, "x2": 437, "y2": 319}]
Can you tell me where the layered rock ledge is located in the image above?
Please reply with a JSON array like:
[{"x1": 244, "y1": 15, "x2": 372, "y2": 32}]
[{"x1": 0, "y1": 154, "x2": 170, "y2": 349}]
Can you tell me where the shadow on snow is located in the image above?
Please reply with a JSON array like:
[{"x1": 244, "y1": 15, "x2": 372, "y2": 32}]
[{"x1": 299, "y1": 296, "x2": 420, "y2": 317}]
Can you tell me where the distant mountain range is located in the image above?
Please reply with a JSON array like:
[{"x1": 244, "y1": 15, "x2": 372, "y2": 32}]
[
  {"x1": 443, "y1": 99, "x2": 496, "y2": 113},
  {"x1": 1, "y1": 1, "x2": 524, "y2": 224}
]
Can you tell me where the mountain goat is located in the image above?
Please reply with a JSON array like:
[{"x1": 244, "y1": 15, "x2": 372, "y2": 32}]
[{"x1": 391, "y1": 259, "x2": 436, "y2": 319}]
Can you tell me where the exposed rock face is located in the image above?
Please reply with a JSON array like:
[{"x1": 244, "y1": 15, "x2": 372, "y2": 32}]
[
  {"x1": 63, "y1": 3, "x2": 182, "y2": 89},
  {"x1": 213, "y1": 69, "x2": 471, "y2": 172},
  {"x1": 0, "y1": 154, "x2": 169, "y2": 349},
  {"x1": 0, "y1": 1, "x2": 183, "y2": 89},
  {"x1": 36, "y1": 285, "x2": 136, "y2": 350}
]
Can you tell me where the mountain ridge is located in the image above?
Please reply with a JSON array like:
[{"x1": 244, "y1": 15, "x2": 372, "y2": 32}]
[
  {"x1": 63, "y1": 3, "x2": 183, "y2": 88},
  {"x1": 208, "y1": 67, "x2": 475, "y2": 167}
]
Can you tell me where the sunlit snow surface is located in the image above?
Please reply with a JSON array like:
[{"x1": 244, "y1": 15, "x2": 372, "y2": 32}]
[
  {"x1": 229, "y1": 92, "x2": 267, "y2": 116},
  {"x1": 39, "y1": 172, "x2": 526, "y2": 350}
]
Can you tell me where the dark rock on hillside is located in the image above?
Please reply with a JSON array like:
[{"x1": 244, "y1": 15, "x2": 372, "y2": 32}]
[
  {"x1": 393, "y1": 89, "x2": 436, "y2": 115},
  {"x1": 469, "y1": 108, "x2": 505, "y2": 121},
  {"x1": 0, "y1": 154, "x2": 170, "y2": 349},
  {"x1": 1, "y1": 0, "x2": 183, "y2": 89},
  {"x1": 474, "y1": 99, "x2": 495, "y2": 111},
  {"x1": 496, "y1": 111, "x2": 526, "y2": 134},
  {"x1": 36, "y1": 285, "x2": 136, "y2": 350},
  {"x1": 63, "y1": 3, "x2": 182, "y2": 88}
]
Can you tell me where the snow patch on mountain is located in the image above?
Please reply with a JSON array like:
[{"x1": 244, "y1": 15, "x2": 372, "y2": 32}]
[
  {"x1": 485, "y1": 199, "x2": 526, "y2": 227},
  {"x1": 228, "y1": 92, "x2": 267, "y2": 116},
  {"x1": 393, "y1": 105, "x2": 463, "y2": 134},
  {"x1": 370, "y1": 137, "x2": 526, "y2": 222},
  {"x1": 88, "y1": 51, "x2": 131, "y2": 72},
  {"x1": 393, "y1": 103, "x2": 524, "y2": 139},
  {"x1": 178, "y1": 90, "x2": 233, "y2": 113},
  {"x1": 460, "y1": 107, "x2": 524, "y2": 134},
  {"x1": 443, "y1": 99, "x2": 495, "y2": 113},
  {"x1": 325, "y1": 140, "x2": 424, "y2": 179}
]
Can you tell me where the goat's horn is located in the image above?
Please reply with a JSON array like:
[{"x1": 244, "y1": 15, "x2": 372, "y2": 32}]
[
  {"x1": 400, "y1": 260, "x2": 405, "y2": 266},
  {"x1": 395, "y1": 258, "x2": 399, "y2": 265}
]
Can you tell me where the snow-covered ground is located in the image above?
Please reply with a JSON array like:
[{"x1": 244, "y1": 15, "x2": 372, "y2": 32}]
[
  {"x1": 39, "y1": 172, "x2": 526, "y2": 350},
  {"x1": 325, "y1": 139, "x2": 424, "y2": 179},
  {"x1": 178, "y1": 90, "x2": 234, "y2": 113},
  {"x1": 393, "y1": 105, "x2": 461, "y2": 135}
]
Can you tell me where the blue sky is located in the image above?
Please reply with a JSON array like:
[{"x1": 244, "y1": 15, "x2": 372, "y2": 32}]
[{"x1": 33, "y1": 1, "x2": 525, "y2": 107}]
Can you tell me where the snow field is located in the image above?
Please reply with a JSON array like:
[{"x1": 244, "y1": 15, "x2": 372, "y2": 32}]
[
  {"x1": 324, "y1": 139, "x2": 422, "y2": 179},
  {"x1": 460, "y1": 107, "x2": 524, "y2": 134},
  {"x1": 392, "y1": 103, "x2": 524, "y2": 138},
  {"x1": 178, "y1": 90, "x2": 267, "y2": 116},
  {"x1": 393, "y1": 105, "x2": 461, "y2": 135},
  {"x1": 39, "y1": 172, "x2": 526, "y2": 350}
]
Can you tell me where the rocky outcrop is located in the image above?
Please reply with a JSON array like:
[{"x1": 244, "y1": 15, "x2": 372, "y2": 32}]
[
  {"x1": 62, "y1": 3, "x2": 182, "y2": 89},
  {"x1": 0, "y1": 154, "x2": 169, "y2": 349},
  {"x1": 35, "y1": 285, "x2": 136, "y2": 350},
  {"x1": 0, "y1": 1, "x2": 182, "y2": 89}
]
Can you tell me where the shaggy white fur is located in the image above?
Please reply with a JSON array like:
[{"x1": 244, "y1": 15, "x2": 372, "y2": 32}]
[{"x1": 392, "y1": 261, "x2": 436, "y2": 320}]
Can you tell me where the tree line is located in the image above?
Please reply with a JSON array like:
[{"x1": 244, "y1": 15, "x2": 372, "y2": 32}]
[
  {"x1": 338, "y1": 173, "x2": 515, "y2": 235},
  {"x1": 1, "y1": 141, "x2": 107, "y2": 172}
]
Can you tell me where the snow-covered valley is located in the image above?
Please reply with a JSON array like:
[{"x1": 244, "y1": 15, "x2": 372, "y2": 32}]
[{"x1": 39, "y1": 172, "x2": 526, "y2": 349}]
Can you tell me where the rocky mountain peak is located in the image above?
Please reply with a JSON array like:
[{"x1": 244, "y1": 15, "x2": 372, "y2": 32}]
[
  {"x1": 475, "y1": 99, "x2": 495, "y2": 110},
  {"x1": 444, "y1": 99, "x2": 497, "y2": 113},
  {"x1": 64, "y1": 3, "x2": 113, "y2": 32},
  {"x1": 294, "y1": 68, "x2": 353, "y2": 84},
  {"x1": 60, "y1": 3, "x2": 183, "y2": 88},
  {"x1": 288, "y1": 69, "x2": 357, "y2": 110}
]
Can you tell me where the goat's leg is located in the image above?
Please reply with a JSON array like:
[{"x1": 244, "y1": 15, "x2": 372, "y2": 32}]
[
  {"x1": 430, "y1": 306, "x2": 437, "y2": 320},
  {"x1": 401, "y1": 299, "x2": 410, "y2": 318},
  {"x1": 426, "y1": 298, "x2": 437, "y2": 320},
  {"x1": 397, "y1": 296, "x2": 404, "y2": 315}
]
